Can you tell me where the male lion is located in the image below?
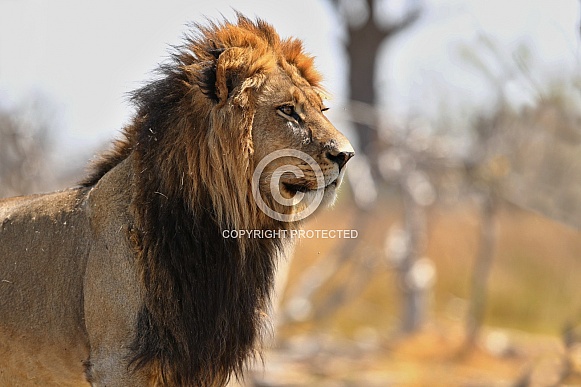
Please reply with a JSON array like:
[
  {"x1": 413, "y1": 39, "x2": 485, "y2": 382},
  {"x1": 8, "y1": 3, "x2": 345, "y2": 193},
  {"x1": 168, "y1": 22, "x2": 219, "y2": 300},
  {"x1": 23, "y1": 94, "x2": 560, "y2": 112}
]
[{"x1": 0, "y1": 15, "x2": 353, "y2": 386}]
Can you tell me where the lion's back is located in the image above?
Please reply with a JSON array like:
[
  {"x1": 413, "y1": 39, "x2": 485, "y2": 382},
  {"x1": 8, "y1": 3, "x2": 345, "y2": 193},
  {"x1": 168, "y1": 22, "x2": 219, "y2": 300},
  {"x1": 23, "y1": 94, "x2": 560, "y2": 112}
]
[{"x1": 0, "y1": 188, "x2": 92, "y2": 385}]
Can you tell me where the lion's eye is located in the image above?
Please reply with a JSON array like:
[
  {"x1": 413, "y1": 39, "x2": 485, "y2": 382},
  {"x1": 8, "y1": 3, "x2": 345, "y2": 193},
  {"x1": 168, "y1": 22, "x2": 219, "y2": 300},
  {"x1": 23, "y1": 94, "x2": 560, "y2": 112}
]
[
  {"x1": 278, "y1": 105, "x2": 295, "y2": 117},
  {"x1": 321, "y1": 107, "x2": 330, "y2": 112},
  {"x1": 277, "y1": 104, "x2": 302, "y2": 123}
]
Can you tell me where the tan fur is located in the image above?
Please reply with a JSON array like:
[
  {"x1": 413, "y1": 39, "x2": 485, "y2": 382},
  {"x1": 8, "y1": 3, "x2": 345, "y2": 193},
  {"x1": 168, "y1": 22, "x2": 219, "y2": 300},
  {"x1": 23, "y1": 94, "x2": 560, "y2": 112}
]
[{"x1": 0, "y1": 15, "x2": 353, "y2": 386}]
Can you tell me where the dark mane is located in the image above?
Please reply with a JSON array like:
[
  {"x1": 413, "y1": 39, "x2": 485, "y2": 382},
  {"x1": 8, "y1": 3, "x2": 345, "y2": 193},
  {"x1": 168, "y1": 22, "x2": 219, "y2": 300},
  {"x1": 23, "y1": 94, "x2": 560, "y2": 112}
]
[{"x1": 129, "y1": 190, "x2": 284, "y2": 385}]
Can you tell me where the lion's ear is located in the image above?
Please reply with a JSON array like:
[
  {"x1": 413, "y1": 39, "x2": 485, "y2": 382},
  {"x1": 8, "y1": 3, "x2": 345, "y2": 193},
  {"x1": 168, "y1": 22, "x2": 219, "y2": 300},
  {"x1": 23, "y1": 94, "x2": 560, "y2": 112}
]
[
  {"x1": 198, "y1": 47, "x2": 251, "y2": 105},
  {"x1": 197, "y1": 47, "x2": 225, "y2": 103}
]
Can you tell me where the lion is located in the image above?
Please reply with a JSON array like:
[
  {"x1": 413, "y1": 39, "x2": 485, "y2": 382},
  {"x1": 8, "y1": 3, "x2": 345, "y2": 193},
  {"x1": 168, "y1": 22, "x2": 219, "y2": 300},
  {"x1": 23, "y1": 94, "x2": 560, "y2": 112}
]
[{"x1": 0, "y1": 14, "x2": 353, "y2": 386}]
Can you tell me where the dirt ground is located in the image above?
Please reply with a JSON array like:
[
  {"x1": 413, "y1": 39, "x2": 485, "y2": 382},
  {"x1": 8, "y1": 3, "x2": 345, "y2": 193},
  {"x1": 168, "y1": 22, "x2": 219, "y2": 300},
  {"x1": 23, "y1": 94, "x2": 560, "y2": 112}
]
[{"x1": 241, "y1": 324, "x2": 581, "y2": 386}]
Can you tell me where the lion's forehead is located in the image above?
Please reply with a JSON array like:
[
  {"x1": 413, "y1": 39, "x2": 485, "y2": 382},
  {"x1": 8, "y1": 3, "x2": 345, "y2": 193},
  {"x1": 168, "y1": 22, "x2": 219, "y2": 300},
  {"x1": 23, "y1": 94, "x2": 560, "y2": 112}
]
[
  {"x1": 290, "y1": 86, "x2": 324, "y2": 110},
  {"x1": 260, "y1": 78, "x2": 324, "y2": 112}
]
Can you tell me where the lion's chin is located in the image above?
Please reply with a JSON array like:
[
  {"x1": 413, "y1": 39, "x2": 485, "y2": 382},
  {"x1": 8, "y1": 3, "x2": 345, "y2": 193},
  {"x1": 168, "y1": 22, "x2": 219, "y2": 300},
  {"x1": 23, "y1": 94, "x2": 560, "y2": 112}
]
[{"x1": 319, "y1": 182, "x2": 339, "y2": 207}]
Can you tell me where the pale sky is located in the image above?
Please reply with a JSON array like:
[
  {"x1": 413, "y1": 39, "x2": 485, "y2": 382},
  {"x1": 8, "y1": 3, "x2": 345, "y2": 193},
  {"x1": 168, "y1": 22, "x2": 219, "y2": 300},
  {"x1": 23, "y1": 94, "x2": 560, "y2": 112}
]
[
  {"x1": 383, "y1": 0, "x2": 580, "y2": 126},
  {"x1": 0, "y1": 0, "x2": 579, "y2": 164}
]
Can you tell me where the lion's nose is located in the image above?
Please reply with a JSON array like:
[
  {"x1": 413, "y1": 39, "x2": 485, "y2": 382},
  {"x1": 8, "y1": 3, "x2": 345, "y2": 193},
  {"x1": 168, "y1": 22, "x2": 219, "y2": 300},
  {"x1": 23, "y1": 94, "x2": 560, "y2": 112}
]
[{"x1": 326, "y1": 150, "x2": 355, "y2": 170}]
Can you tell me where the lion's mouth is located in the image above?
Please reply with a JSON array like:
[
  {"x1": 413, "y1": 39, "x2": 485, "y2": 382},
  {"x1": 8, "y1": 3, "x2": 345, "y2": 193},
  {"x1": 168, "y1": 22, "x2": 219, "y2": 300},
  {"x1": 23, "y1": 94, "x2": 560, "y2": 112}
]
[
  {"x1": 283, "y1": 182, "x2": 311, "y2": 194},
  {"x1": 282, "y1": 179, "x2": 338, "y2": 194}
]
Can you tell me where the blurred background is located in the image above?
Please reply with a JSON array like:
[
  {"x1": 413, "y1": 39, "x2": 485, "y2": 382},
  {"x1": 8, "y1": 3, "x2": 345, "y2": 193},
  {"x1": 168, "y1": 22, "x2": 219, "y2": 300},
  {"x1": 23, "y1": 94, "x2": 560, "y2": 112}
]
[{"x1": 2, "y1": 0, "x2": 581, "y2": 385}]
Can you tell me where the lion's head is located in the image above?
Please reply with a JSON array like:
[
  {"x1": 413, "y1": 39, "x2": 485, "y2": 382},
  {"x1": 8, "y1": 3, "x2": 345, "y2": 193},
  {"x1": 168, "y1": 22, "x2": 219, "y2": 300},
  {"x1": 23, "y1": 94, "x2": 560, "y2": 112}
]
[
  {"x1": 87, "y1": 14, "x2": 351, "y2": 233},
  {"x1": 190, "y1": 15, "x2": 354, "y2": 229},
  {"x1": 87, "y1": 14, "x2": 353, "y2": 231}
]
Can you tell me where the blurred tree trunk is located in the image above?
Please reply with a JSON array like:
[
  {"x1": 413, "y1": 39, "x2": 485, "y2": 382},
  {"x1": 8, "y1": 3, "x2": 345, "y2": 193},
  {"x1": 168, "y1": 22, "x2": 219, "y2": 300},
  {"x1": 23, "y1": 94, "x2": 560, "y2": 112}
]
[
  {"x1": 345, "y1": 10, "x2": 385, "y2": 159},
  {"x1": 398, "y1": 181, "x2": 428, "y2": 332},
  {"x1": 337, "y1": 0, "x2": 421, "y2": 163},
  {"x1": 465, "y1": 194, "x2": 498, "y2": 348}
]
